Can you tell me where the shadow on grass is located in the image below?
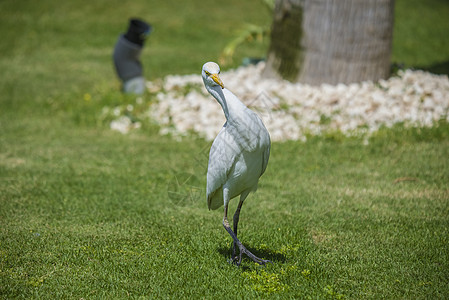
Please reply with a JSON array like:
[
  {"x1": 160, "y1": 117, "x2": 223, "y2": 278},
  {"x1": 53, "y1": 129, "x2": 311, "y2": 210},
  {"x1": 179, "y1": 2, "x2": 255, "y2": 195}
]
[
  {"x1": 390, "y1": 60, "x2": 449, "y2": 76},
  {"x1": 394, "y1": 60, "x2": 449, "y2": 76},
  {"x1": 419, "y1": 60, "x2": 449, "y2": 75},
  {"x1": 218, "y1": 244, "x2": 287, "y2": 267}
]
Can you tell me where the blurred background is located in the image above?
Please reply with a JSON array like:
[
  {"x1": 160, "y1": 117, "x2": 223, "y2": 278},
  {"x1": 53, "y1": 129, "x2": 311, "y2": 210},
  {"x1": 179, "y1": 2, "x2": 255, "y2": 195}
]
[{"x1": 1, "y1": 0, "x2": 448, "y2": 111}]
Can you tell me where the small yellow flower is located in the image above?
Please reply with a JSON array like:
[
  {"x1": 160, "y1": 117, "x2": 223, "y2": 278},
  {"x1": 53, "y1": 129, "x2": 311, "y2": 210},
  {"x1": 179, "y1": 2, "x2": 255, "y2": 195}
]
[
  {"x1": 83, "y1": 93, "x2": 91, "y2": 101},
  {"x1": 301, "y1": 269, "x2": 311, "y2": 278}
]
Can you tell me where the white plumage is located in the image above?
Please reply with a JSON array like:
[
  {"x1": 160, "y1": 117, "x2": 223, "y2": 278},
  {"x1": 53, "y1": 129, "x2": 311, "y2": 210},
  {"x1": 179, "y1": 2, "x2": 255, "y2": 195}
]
[{"x1": 202, "y1": 62, "x2": 271, "y2": 266}]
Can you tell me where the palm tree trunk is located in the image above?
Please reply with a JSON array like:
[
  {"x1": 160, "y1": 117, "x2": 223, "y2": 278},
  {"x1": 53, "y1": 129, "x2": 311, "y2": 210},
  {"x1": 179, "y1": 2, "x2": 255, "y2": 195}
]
[
  {"x1": 263, "y1": 0, "x2": 395, "y2": 85},
  {"x1": 263, "y1": 0, "x2": 304, "y2": 82}
]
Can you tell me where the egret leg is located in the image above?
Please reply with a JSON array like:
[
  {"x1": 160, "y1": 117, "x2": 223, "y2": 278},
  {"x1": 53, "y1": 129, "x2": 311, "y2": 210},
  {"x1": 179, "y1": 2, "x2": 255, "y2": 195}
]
[
  {"x1": 231, "y1": 193, "x2": 247, "y2": 261},
  {"x1": 231, "y1": 203, "x2": 241, "y2": 261},
  {"x1": 222, "y1": 191, "x2": 272, "y2": 266}
]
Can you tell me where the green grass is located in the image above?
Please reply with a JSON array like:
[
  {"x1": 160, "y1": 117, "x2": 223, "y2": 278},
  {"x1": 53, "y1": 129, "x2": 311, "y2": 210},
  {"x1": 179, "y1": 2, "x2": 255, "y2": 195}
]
[
  {"x1": 1, "y1": 0, "x2": 449, "y2": 298},
  {"x1": 393, "y1": 0, "x2": 449, "y2": 73}
]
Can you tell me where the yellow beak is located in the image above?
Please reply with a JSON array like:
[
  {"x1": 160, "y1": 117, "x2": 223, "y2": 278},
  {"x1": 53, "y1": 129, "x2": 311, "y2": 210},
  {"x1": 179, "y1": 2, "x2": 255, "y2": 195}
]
[{"x1": 211, "y1": 74, "x2": 224, "y2": 89}]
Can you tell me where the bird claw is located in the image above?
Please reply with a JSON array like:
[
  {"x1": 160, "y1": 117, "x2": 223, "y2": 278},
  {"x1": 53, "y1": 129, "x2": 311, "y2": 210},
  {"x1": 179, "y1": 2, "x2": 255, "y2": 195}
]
[
  {"x1": 228, "y1": 256, "x2": 241, "y2": 266},
  {"x1": 228, "y1": 245, "x2": 272, "y2": 266}
]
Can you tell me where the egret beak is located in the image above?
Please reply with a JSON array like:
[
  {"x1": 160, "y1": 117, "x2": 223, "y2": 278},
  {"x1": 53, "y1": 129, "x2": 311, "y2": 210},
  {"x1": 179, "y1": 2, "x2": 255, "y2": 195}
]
[{"x1": 211, "y1": 74, "x2": 224, "y2": 89}]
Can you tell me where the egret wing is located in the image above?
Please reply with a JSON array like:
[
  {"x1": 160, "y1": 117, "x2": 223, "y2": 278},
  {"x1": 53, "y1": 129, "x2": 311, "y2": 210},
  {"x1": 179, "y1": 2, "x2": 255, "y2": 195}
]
[
  {"x1": 259, "y1": 119, "x2": 271, "y2": 177},
  {"x1": 206, "y1": 126, "x2": 239, "y2": 210},
  {"x1": 236, "y1": 108, "x2": 271, "y2": 177},
  {"x1": 261, "y1": 138, "x2": 270, "y2": 176}
]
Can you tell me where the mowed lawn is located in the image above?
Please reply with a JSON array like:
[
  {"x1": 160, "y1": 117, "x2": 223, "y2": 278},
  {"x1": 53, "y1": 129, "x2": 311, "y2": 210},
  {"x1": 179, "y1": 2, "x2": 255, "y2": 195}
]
[{"x1": 1, "y1": 0, "x2": 449, "y2": 298}]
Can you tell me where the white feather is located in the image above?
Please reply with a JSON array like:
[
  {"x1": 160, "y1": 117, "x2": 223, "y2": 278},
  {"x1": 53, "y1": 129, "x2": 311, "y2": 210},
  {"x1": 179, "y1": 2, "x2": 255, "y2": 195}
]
[{"x1": 202, "y1": 62, "x2": 270, "y2": 210}]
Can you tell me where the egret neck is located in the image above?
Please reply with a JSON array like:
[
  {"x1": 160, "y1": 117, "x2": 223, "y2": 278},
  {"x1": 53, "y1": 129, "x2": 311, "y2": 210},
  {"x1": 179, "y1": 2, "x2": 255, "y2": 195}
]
[{"x1": 205, "y1": 84, "x2": 247, "y2": 124}]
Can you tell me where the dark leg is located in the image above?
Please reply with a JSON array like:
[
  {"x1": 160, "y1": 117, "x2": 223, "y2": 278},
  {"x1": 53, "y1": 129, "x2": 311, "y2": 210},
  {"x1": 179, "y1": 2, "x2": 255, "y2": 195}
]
[
  {"x1": 231, "y1": 197, "x2": 245, "y2": 261},
  {"x1": 233, "y1": 192, "x2": 248, "y2": 236},
  {"x1": 222, "y1": 191, "x2": 272, "y2": 266}
]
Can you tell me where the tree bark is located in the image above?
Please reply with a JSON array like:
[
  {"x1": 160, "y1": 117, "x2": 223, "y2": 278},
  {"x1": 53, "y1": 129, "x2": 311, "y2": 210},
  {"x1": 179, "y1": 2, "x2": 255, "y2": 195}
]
[
  {"x1": 263, "y1": 0, "x2": 395, "y2": 85},
  {"x1": 263, "y1": 0, "x2": 305, "y2": 82}
]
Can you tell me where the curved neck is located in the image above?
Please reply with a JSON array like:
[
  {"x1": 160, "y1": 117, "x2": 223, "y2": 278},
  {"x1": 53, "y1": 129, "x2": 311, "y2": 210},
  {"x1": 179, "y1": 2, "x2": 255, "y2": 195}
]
[{"x1": 206, "y1": 85, "x2": 230, "y2": 120}]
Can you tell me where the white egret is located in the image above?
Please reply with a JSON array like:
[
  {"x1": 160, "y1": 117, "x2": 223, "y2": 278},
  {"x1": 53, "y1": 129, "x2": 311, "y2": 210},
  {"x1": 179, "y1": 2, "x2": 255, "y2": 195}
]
[{"x1": 202, "y1": 62, "x2": 271, "y2": 266}]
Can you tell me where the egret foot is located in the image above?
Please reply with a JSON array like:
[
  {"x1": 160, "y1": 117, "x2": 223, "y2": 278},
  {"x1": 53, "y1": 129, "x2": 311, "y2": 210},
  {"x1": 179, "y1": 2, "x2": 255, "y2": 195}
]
[
  {"x1": 231, "y1": 243, "x2": 272, "y2": 266},
  {"x1": 223, "y1": 220, "x2": 272, "y2": 266}
]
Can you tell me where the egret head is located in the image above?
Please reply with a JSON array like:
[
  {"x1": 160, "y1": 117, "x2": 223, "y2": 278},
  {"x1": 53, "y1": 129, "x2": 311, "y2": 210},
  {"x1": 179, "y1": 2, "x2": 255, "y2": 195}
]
[{"x1": 202, "y1": 62, "x2": 224, "y2": 89}]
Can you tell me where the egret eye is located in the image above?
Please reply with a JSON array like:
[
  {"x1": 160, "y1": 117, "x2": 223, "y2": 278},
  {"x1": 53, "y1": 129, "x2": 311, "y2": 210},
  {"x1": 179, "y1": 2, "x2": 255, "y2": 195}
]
[{"x1": 205, "y1": 71, "x2": 211, "y2": 76}]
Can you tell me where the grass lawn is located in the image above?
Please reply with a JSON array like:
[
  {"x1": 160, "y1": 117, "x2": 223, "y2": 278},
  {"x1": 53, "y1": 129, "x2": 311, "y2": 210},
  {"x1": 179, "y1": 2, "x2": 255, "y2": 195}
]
[{"x1": 1, "y1": 0, "x2": 448, "y2": 298}]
